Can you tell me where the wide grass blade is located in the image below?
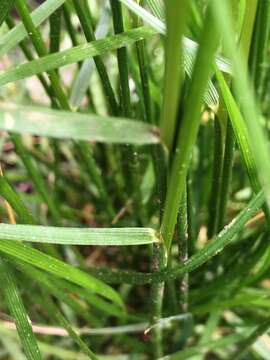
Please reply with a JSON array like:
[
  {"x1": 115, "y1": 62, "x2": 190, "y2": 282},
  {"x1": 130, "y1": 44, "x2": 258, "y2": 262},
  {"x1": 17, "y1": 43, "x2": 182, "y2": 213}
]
[
  {"x1": 0, "y1": 0, "x2": 66, "y2": 57},
  {"x1": 0, "y1": 224, "x2": 158, "y2": 246},
  {"x1": 0, "y1": 103, "x2": 160, "y2": 145}
]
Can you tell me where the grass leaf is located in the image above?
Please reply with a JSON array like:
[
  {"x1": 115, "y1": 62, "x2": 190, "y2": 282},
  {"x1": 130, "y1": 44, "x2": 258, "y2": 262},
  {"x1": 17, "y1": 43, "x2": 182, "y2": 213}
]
[
  {"x1": 0, "y1": 223, "x2": 158, "y2": 246},
  {"x1": 0, "y1": 0, "x2": 66, "y2": 57},
  {"x1": 0, "y1": 103, "x2": 160, "y2": 145},
  {"x1": 0, "y1": 242, "x2": 124, "y2": 308},
  {"x1": 0, "y1": 26, "x2": 156, "y2": 86}
]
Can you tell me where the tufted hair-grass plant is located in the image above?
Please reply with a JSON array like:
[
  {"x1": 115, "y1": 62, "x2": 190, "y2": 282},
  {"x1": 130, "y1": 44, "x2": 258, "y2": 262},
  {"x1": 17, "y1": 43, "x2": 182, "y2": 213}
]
[{"x1": 0, "y1": 0, "x2": 270, "y2": 359}]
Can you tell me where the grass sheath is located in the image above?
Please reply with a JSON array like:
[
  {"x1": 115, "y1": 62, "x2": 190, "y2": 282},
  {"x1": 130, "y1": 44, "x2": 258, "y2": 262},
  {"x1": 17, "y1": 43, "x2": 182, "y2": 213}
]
[{"x1": 0, "y1": 0, "x2": 270, "y2": 358}]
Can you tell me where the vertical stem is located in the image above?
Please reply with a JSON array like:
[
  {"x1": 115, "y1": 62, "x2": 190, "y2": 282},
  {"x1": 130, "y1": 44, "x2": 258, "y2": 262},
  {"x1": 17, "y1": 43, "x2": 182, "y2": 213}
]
[
  {"x1": 160, "y1": 0, "x2": 189, "y2": 152},
  {"x1": 160, "y1": 6, "x2": 221, "y2": 251},
  {"x1": 177, "y1": 190, "x2": 188, "y2": 313},
  {"x1": 207, "y1": 118, "x2": 224, "y2": 238},
  {"x1": 150, "y1": 243, "x2": 167, "y2": 358},
  {"x1": 72, "y1": 0, "x2": 118, "y2": 115},
  {"x1": 217, "y1": 0, "x2": 259, "y2": 231},
  {"x1": 110, "y1": 0, "x2": 146, "y2": 224},
  {"x1": 218, "y1": 121, "x2": 235, "y2": 230},
  {"x1": 14, "y1": 0, "x2": 69, "y2": 109}
]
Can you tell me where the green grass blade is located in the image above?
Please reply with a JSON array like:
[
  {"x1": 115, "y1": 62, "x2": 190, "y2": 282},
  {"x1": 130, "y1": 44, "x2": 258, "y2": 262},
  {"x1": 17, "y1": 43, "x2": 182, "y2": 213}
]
[
  {"x1": 161, "y1": 4, "x2": 221, "y2": 251},
  {"x1": 0, "y1": 26, "x2": 155, "y2": 86},
  {"x1": 0, "y1": 0, "x2": 66, "y2": 57},
  {"x1": 0, "y1": 241, "x2": 124, "y2": 307},
  {"x1": 232, "y1": 317, "x2": 270, "y2": 359},
  {"x1": 0, "y1": 174, "x2": 36, "y2": 225},
  {"x1": 145, "y1": 0, "x2": 164, "y2": 20},
  {"x1": 88, "y1": 191, "x2": 265, "y2": 285},
  {"x1": 0, "y1": 103, "x2": 160, "y2": 145},
  {"x1": 160, "y1": 332, "x2": 248, "y2": 360},
  {"x1": 69, "y1": 6, "x2": 110, "y2": 109},
  {"x1": 42, "y1": 294, "x2": 99, "y2": 360},
  {"x1": 120, "y1": 0, "x2": 230, "y2": 106},
  {"x1": 160, "y1": 0, "x2": 189, "y2": 152},
  {"x1": 11, "y1": 134, "x2": 62, "y2": 224},
  {"x1": 0, "y1": 258, "x2": 42, "y2": 359},
  {"x1": 215, "y1": 70, "x2": 260, "y2": 194},
  {"x1": 0, "y1": 0, "x2": 15, "y2": 26},
  {"x1": 0, "y1": 224, "x2": 158, "y2": 245},
  {"x1": 211, "y1": 0, "x2": 270, "y2": 208}
]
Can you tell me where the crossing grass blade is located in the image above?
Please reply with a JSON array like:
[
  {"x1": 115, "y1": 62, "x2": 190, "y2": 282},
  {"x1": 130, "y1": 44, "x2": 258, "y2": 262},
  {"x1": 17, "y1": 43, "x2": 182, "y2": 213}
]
[
  {"x1": 0, "y1": 26, "x2": 156, "y2": 86},
  {"x1": 0, "y1": 103, "x2": 160, "y2": 145},
  {"x1": 1, "y1": 0, "x2": 270, "y2": 357},
  {"x1": 0, "y1": 0, "x2": 66, "y2": 57},
  {"x1": 0, "y1": 223, "x2": 158, "y2": 246},
  {"x1": 86, "y1": 191, "x2": 265, "y2": 286}
]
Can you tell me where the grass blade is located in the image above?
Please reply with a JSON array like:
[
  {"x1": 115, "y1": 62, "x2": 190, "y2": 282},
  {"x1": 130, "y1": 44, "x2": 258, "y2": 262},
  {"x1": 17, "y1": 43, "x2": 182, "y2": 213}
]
[
  {"x1": 0, "y1": 103, "x2": 160, "y2": 145},
  {"x1": 0, "y1": 0, "x2": 66, "y2": 57},
  {"x1": 0, "y1": 224, "x2": 158, "y2": 246},
  {"x1": 160, "y1": 4, "x2": 221, "y2": 251},
  {"x1": 0, "y1": 258, "x2": 42, "y2": 359},
  {"x1": 0, "y1": 0, "x2": 15, "y2": 26},
  {"x1": 211, "y1": 0, "x2": 270, "y2": 208},
  {"x1": 0, "y1": 26, "x2": 156, "y2": 86},
  {"x1": 0, "y1": 241, "x2": 124, "y2": 307},
  {"x1": 160, "y1": 0, "x2": 189, "y2": 152}
]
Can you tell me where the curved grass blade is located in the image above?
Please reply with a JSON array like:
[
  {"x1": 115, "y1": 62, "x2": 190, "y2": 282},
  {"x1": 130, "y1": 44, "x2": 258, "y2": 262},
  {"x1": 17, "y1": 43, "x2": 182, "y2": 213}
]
[
  {"x1": 0, "y1": 0, "x2": 66, "y2": 57},
  {"x1": 0, "y1": 0, "x2": 15, "y2": 26},
  {"x1": 0, "y1": 103, "x2": 160, "y2": 145},
  {"x1": 0, "y1": 223, "x2": 158, "y2": 246},
  {"x1": 0, "y1": 258, "x2": 42, "y2": 360},
  {"x1": 0, "y1": 26, "x2": 156, "y2": 87},
  {"x1": 0, "y1": 242, "x2": 124, "y2": 308}
]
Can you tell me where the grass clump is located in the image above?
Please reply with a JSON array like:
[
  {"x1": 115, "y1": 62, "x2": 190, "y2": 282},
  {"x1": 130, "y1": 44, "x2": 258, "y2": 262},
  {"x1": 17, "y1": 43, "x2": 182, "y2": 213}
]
[{"x1": 0, "y1": 0, "x2": 270, "y2": 359}]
